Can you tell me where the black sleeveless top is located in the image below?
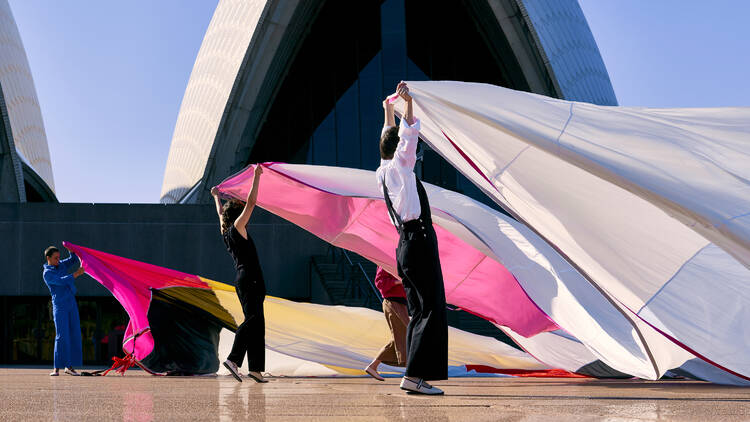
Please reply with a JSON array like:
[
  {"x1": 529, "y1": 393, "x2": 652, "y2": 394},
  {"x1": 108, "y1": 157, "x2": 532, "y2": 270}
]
[{"x1": 222, "y1": 225, "x2": 265, "y2": 284}]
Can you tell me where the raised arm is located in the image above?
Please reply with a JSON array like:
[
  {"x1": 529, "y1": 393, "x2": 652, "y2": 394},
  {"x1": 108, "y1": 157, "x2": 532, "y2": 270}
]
[
  {"x1": 210, "y1": 186, "x2": 223, "y2": 229},
  {"x1": 383, "y1": 97, "x2": 396, "y2": 128},
  {"x1": 398, "y1": 82, "x2": 415, "y2": 126},
  {"x1": 392, "y1": 82, "x2": 420, "y2": 169},
  {"x1": 59, "y1": 250, "x2": 79, "y2": 272},
  {"x1": 233, "y1": 165, "x2": 263, "y2": 239}
]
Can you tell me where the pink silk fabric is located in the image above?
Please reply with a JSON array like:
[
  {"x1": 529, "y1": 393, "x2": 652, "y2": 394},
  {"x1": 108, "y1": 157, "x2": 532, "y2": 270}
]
[
  {"x1": 216, "y1": 163, "x2": 558, "y2": 337},
  {"x1": 63, "y1": 241, "x2": 210, "y2": 360}
]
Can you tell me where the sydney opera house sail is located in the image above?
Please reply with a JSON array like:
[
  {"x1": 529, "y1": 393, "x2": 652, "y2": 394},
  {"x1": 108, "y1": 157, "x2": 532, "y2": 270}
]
[
  {"x1": 0, "y1": 0, "x2": 55, "y2": 202},
  {"x1": 160, "y1": 0, "x2": 617, "y2": 204}
]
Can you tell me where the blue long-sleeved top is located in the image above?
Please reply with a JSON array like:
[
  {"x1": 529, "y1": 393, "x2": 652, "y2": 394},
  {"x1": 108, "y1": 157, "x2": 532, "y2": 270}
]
[{"x1": 43, "y1": 252, "x2": 80, "y2": 305}]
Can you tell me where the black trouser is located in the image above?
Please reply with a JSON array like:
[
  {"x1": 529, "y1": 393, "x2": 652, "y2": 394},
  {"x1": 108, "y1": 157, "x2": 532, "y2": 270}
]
[
  {"x1": 396, "y1": 222, "x2": 448, "y2": 381},
  {"x1": 227, "y1": 269, "x2": 265, "y2": 372}
]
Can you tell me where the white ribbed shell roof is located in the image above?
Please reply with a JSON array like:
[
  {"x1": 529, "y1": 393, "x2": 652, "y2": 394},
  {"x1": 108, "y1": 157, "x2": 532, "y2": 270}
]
[
  {"x1": 518, "y1": 0, "x2": 617, "y2": 105},
  {"x1": 160, "y1": 0, "x2": 618, "y2": 203},
  {"x1": 160, "y1": 0, "x2": 266, "y2": 203},
  {"x1": 0, "y1": 0, "x2": 55, "y2": 191}
]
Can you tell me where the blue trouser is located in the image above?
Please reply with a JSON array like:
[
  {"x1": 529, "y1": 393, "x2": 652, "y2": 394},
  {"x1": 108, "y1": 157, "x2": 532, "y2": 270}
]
[{"x1": 53, "y1": 299, "x2": 82, "y2": 368}]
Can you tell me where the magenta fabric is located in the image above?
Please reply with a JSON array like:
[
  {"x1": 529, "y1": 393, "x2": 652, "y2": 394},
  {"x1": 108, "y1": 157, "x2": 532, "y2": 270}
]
[
  {"x1": 374, "y1": 267, "x2": 406, "y2": 299},
  {"x1": 216, "y1": 163, "x2": 558, "y2": 337},
  {"x1": 63, "y1": 242, "x2": 210, "y2": 360}
]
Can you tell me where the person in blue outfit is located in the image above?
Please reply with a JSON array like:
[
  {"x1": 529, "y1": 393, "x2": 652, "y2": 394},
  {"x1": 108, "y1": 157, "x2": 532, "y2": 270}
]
[{"x1": 42, "y1": 246, "x2": 85, "y2": 376}]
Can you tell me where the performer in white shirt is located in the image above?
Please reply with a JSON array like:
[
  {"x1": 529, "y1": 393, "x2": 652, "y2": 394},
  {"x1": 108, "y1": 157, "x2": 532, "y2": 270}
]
[{"x1": 376, "y1": 82, "x2": 448, "y2": 395}]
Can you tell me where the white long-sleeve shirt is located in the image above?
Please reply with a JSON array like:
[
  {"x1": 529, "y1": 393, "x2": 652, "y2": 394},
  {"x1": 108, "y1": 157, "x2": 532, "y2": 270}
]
[{"x1": 376, "y1": 118, "x2": 421, "y2": 225}]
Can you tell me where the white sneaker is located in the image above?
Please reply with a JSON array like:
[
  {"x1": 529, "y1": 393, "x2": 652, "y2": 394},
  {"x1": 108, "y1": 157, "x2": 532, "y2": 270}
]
[
  {"x1": 399, "y1": 377, "x2": 444, "y2": 395},
  {"x1": 223, "y1": 360, "x2": 242, "y2": 382},
  {"x1": 49, "y1": 369, "x2": 59, "y2": 377},
  {"x1": 246, "y1": 371, "x2": 268, "y2": 383},
  {"x1": 64, "y1": 367, "x2": 80, "y2": 376}
]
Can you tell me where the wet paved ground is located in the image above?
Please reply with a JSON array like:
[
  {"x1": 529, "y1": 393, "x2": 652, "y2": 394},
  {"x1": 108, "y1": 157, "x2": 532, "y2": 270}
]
[{"x1": 1, "y1": 368, "x2": 749, "y2": 421}]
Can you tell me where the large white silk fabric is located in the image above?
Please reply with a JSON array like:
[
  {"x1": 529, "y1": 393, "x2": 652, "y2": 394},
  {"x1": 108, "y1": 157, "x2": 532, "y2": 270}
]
[{"x1": 391, "y1": 81, "x2": 750, "y2": 381}]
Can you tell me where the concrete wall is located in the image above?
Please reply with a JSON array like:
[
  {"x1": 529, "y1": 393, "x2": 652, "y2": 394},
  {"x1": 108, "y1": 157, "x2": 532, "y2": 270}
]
[{"x1": 0, "y1": 203, "x2": 329, "y2": 299}]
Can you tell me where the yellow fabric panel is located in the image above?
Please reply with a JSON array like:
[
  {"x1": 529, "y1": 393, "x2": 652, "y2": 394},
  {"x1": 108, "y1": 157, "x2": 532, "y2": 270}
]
[
  {"x1": 264, "y1": 296, "x2": 547, "y2": 371},
  {"x1": 321, "y1": 365, "x2": 366, "y2": 376},
  {"x1": 265, "y1": 297, "x2": 391, "y2": 353},
  {"x1": 199, "y1": 277, "x2": 244, "y2": 326},
  {"x1": 200, "y1": 278, "x2": 235, "y2": 292},
  {"x1": 196, "y1": 277, "x2": 546, "y2": 373},
  {"x1": 199, "y1": 277, "x2": 391, "y2": 351}
]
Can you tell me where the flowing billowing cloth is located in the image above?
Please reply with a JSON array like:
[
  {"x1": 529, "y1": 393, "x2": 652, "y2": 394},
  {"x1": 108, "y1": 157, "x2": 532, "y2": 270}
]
[
  {"x1": 63, "y1": 242, "x2": 555, "y2": 377},
  {"x1": 215, "y1": 163, "x2": 694, "y2": 382},
  {"x1": 384, "y1": 81, "x2": 750, "y2": 383},
  {"x1": 217, "y1": 165, "x2": 558, "y2": 339}
]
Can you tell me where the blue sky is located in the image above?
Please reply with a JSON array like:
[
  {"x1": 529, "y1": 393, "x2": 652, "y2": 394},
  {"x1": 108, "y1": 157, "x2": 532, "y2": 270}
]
[
  {"x1": 9, "y1": 1, "x2": 749, "y2": 203},
  {"x1": 579, "y1": 0, "x2": 750, "y2": 107},
  {"x1": 10, "y1": 1, "x2": 218, "y2": 203}
]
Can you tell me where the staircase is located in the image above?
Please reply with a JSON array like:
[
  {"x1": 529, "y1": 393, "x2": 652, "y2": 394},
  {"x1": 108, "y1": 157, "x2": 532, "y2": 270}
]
[{"x1": 311, "y1": 247, "x2": 382, "y2": 310}]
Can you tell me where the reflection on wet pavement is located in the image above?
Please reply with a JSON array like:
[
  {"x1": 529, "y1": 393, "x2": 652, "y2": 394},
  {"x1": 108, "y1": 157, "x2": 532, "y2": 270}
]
[{"x1": 2, "y1": 369, "x2": 749, "y2": 421}]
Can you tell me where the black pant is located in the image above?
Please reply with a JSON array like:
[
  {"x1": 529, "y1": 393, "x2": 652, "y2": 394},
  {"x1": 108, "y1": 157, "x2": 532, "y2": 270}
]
[
  {"x1": 227, "y1": 270, "x2": 266, "y2": 372},
  {"x1": 396, "y1": 224, "x2": 448, "y2": 381}
]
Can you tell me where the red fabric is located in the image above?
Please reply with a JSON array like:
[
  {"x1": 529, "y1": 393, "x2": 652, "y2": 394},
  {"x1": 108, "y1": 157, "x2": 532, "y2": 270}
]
[
  {"x1": 102, "y1": 353, "x2": 138, "y2": 376},
  {"x1": 465, "y1": 365, "x2": 589, "y2": 378},
  {"x1": 374, "y1": 267, "x2": 406, "y2": 299}
]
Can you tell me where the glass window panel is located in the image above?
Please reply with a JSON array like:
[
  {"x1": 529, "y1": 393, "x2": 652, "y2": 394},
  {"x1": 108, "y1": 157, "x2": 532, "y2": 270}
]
[
  {"x1": 335, "y1": 83, "x2": 361, "y2": 168},
  {"x1": 312, "y1": 110, "x2": 336, "y2": 166},
  {"x1": 358, "y1": 54, "x2": 384, "y2": 170}
]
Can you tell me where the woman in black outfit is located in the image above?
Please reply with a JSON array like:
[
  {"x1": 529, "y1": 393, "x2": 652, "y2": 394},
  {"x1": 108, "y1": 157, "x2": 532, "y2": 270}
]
[{"x1": 210, "y1": 165, "x2": 267, "y2": 383}]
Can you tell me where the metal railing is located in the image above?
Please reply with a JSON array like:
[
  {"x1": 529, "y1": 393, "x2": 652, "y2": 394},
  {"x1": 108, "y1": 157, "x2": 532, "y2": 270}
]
[
  {"x1": 340, "y1": 249, "x2": 382, "y2": 304},
  {"x1": 310, "y1": 246, "x2": 382, "y2": 309}
]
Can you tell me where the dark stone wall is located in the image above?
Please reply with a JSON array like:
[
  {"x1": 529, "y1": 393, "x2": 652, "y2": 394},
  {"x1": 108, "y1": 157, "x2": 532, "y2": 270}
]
[{"x1": 0, "y1": 203, "x2": 329, "y2": 299}]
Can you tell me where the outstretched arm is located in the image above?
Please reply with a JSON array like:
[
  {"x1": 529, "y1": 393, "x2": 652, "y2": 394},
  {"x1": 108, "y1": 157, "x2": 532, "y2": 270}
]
[{"x1": 234, "y1": 165, "x2": 263, "y2": 239}]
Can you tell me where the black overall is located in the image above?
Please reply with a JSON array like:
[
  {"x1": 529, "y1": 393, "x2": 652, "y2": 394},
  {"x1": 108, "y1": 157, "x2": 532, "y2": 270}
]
[
  {"x1": 223, "y1": 224, "x2": 266, "y2": 372},
  {"x1": 382, "y1": 178, "x2": 448, "y2": 381}
]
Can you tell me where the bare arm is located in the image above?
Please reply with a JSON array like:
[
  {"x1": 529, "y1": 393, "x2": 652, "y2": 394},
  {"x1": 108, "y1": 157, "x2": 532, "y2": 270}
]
[
  {"x1": 383, "y1": 98, "x2": 396, "y2": 128},
  {"x1": 233, "y1": 165, "x2": 263, "y2": 239},
  {"x1": 210, "y1": 186, "x2": 223, "y2": 230},
  {"x1": 397, "y1": 82, "x2": 415, "y2": 125}
]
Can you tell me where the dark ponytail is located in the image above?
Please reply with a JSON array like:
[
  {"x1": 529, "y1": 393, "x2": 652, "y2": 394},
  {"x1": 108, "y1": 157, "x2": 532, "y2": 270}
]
[{"x1": 221, "y1": 199, "x2": 245, "y2": 234}]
